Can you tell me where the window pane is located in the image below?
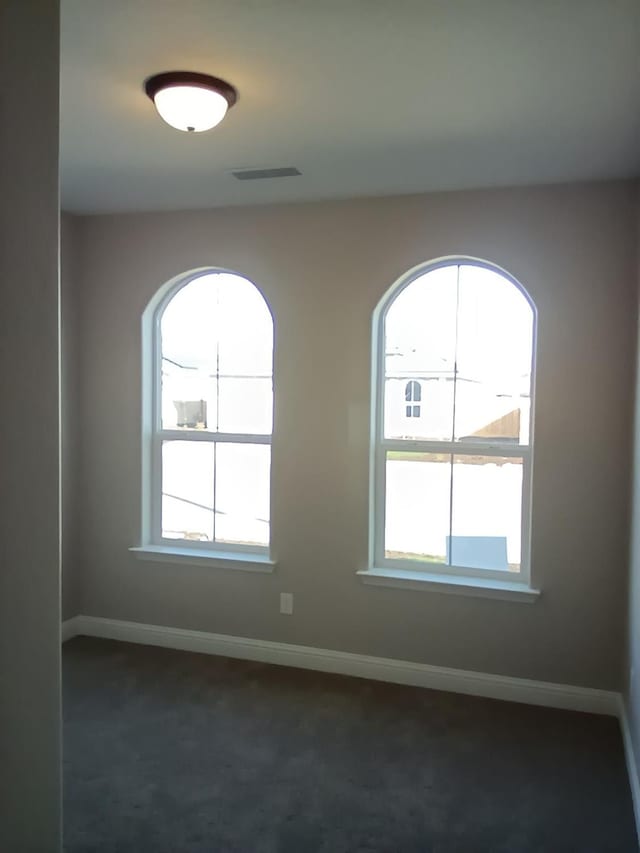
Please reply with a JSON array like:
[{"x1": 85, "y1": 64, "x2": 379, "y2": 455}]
[
  {"x1": 162, "y1": 441, "x2": 214, "y2": 541},
  {"x1": 162, "y1": 363, "x2": 216, "y2": 431},
  {"x1": 215, "y1": 443, "x2": 270, "y2": 547},
  {"x1": 217, "y1": 377, "x2": 273, "y2": 434},
  {"x1": 450, "y1": 454, "x2": 523, "y2": 571},
  {"x1": 385, "y1": 451, "x2": 451, "y2": 564},
  {"x1": 161, "y1": 275, "x2": 219, "y2": 431},
  {"x1": 454, "y1": 266, "x2": 533, "y2": 445},
  {"x1": 217, "y1": 277, "x2": 273, "y2": 377},
  {"x1": 160, "y1": 272, "x2": 273, "y2": 434},
  {"x1": 384, "y1": 265, "x2": 457, "y2": 441}
]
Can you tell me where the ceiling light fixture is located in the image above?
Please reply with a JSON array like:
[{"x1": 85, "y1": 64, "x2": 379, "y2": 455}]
[{"x1": 144, "y1": 71, "x2": 238, "y2": 133}]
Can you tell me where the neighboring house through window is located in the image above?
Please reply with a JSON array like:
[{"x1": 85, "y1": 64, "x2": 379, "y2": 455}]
[
  {"x1": 405, "y1": 380, "x2": 422, "y2": 418},
  {"x1": 371, "y1": 259, "x2": 536, "y2": 584},
  {"x1": 141, "y1": 269, "x2": 273, "y2": 556}
]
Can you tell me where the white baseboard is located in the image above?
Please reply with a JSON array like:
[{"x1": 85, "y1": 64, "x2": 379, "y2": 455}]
[
  {"x1": 62, "y1": 615, "x2": 81, "y2": 643},
  {"x1": 61, "y1": 614, "x2": 619, "y2": 717},
  {"x1": 619, "y1": 698, "x2": 640, "y2": 846}
]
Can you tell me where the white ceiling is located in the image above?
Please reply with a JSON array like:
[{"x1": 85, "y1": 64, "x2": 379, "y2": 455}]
[{"x1": 61, "y1": 0, "x2": 640, "y2": 214}]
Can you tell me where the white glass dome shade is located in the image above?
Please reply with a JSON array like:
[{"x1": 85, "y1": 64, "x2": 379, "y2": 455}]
[{"x1": 144, "y1": 71, "x2": 238, "y2": 133}]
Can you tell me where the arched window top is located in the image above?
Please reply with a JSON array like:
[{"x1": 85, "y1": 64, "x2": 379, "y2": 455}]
[
  {"x1": 375, "y1": 256, "x2": 535, "y2": 324},
  {"x1": 158, "y1": 270, "x2": 273, "y2": 435},
  {"x1": 156, "y1": 271, "x2": 272, "y2": 382},
  {"x1": 377, "y1": 258, "x2": 535, "y2": 446},
  {"x1": 371, "y1": 257, "x2": 536, "y2": 583},
  {"x1": 149, "y1": 266, "x2": 273, "y2": 323}
]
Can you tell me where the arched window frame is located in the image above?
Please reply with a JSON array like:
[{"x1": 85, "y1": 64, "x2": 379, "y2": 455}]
[
  {"x1": 135, "y1": 267, "x2": 275, "y2": 567},
  {"x1": 369, "y1": 256, "x2": 537, "y2": 588}
]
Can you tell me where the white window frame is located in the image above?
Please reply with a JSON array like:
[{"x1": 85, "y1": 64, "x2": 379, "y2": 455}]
[
  {"x1": 368, "y1": 256, "x2": 537, "y2": 590},
  {"x1": 135, "y1": 267, "x2": 274, "y2": 566}
]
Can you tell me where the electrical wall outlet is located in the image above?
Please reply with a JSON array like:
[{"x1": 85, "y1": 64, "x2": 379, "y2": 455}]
[{"x1": 280, "y1": 592, "x2": 293, "y2": 615}]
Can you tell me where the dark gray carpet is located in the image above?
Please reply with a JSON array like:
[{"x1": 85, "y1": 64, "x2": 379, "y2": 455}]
[{"x1": 63, "y1": 636, "x2": 637, "y2": 853}]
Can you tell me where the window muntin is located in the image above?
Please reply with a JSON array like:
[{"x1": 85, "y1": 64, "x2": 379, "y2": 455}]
[
  {"x1": 373, "y1": 260, "x2": 534, "y2": 581},
  {"x1": 152, "y1": 271, "x2": 273, "y2": 553}
]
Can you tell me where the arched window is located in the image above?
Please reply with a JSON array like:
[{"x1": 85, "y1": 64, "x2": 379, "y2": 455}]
[
  {"x1": 141, "y1": 269, "x2": 273, "y2": 559},
  {"x1": 405, "y1": 380, "x2": 422, "y2": 418},
  {"x1": 371, "y1": 259, "x2": 535, "y2": 584}
]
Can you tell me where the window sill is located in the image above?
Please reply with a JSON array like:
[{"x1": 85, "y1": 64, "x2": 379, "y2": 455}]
[
  {"x1": 129, "y1": 545, "x2": 276, "y2": 574},
  {"x1": 357, "y1": 568, "x2": 540, "y2": 603}
]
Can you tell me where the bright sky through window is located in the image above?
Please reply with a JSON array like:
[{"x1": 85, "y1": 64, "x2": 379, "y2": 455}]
[
  {"x1": 385, "y1": 265, "x2": 532, "y2": 389},
  {"x1": 161, "y1": 273, "x2": 273, "y2": 435},
  {"x1": 161, "y1": 273, "x2": 272, "y2": 377}
]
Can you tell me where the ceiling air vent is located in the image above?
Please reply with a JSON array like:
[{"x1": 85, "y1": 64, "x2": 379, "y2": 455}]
[{"x1": 231, "y1": 167, "x2": 301, "y2": 180}]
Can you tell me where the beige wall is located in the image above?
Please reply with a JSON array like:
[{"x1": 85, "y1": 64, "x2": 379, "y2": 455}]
[
  {"x1": 73, "y1": 180, "x2": 637, "y2": 690},
  {"x1": 0, "y1": 1, "x2": 61, "y2": 850}
]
